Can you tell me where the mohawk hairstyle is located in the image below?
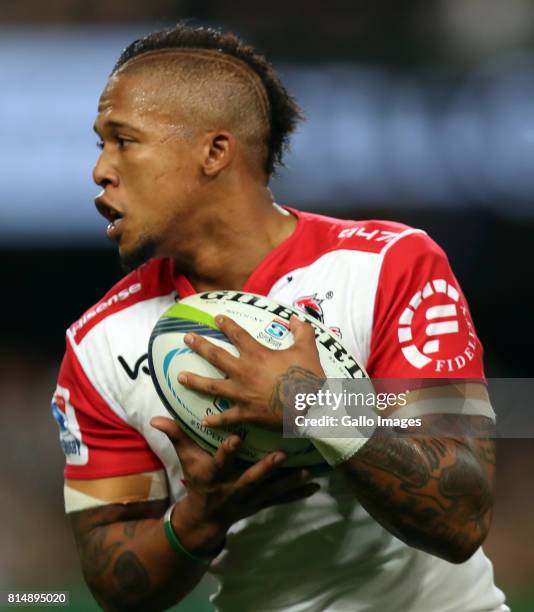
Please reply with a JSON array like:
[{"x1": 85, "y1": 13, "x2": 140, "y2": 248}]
[{"x1": 112, "y1": 23, "x2": 303, "y2": 175}]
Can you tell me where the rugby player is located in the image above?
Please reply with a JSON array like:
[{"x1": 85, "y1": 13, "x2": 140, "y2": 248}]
[{"x1": 51, "y1": 23, "x2": 508, "y2": 611}]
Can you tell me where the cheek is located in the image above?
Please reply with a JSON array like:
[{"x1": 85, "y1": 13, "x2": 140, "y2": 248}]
[
  {"x1": 121, "y1": 148, "x2": 199, "y2": 219},
  {"x1": 132, "y1": 158, "x2": 183, "y2": 193},
  {"x1": 151, "y1": 169, "x2": 198, "y2": 215}
]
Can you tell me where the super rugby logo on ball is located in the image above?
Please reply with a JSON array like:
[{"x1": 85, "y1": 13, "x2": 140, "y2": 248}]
[
  {"x1": 148, "y1": 291, "x2": 367, "y2": 467},
  {"x1": 265, "y1": 318, "x2": 290, "y2": 339}
]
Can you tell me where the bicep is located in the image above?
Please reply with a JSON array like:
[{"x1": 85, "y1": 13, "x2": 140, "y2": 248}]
[
  {"x1": 431, "y1": 412, "x2": 496, "y2": 491},
  {"x1": 373, "y1": 381, "x2": 496, "y2": 478},
  {"x1": 69, "y1": 493, "x2": 170, "y2": 543},
  {"x1": 68, "y1": 488, "x2": 170, "y2": 597},
  {"x1": 348, "y1": 411, "x2": 496, "y2": 507},
  {"x1": 67, "y1": 473, "x2": 170, "y2": 560}
]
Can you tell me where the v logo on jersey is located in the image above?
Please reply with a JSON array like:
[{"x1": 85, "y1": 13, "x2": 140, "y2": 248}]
[{"x1": 118, "y1": 354, "x2": 150, "y2": 380}]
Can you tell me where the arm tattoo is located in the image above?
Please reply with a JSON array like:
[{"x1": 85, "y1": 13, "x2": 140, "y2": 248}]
[
  {"x1": 70, "y1": 500, "x2": 168, "y2": 606},
  {"x1": 270, "y1": 366, "x2": 323, "y2": 418},
  {"x1": 124, "y1": 520, "x2": 140, "y2": 539},
  {"x1": 113, "y1": 551, "x2": 150, "y2": 595},
  {"x1": 81, "y1": 523, "x2": 122, "y2": 582},
  {"x1": 343, "y1": 415, "x2": 495, "y2": 561}
]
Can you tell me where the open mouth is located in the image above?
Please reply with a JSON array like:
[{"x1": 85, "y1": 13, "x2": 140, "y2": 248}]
[
  {"x1": 95, "y1": 200, "x2": 124, "y2": 224},
  {"x1": 95, "y1": 198, "x2": 126, "y2": 240},
  {"x1": 107, "y1": 208, "x2": 124, "y2": 223}
]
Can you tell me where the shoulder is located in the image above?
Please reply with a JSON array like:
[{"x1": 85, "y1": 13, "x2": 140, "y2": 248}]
[
  {"x1": 58, "y1": 257, "x2": 177, "y2": 429},
  {"x1": 377, "y1": 229, "x2": 453, "y2": 284},
  {"x1": 67, "y1": 258, "x2": 175, "y2": 344},
  {"x1": 291, "y1": 207, "x2": 424, "y2": 257}
]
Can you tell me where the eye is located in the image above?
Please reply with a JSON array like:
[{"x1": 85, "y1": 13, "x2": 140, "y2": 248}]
[
  {"x1": 116, "y1": 136, "x2": 131, "y2": 149},
  {"x1": 96, "y1": 140, "x2": 104, "y2": 151}
]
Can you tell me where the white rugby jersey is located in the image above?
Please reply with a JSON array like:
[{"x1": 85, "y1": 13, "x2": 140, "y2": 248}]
[{"x1": 52, "y1": 208, "x2": 508, "y2": 612}]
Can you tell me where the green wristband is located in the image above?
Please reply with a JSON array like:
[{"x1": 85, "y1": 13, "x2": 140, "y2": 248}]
[{"x1": 163, "y1": 503, "x2": 215, "y2": 566}]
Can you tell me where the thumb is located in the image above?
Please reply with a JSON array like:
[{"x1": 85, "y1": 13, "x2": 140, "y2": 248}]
[{"x1": 150, "y1": 416, "x2": 192, "y2": 449}]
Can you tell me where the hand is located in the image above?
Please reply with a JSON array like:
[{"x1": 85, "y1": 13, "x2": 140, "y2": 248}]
[
  {"x1": 178, "y1": 314, "x2": 325, "y2": 430},
  {"x1": 151, "y1": 417, "x2": 320, "y2": 555}
]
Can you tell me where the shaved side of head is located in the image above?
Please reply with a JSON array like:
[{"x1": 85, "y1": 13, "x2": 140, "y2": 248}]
[
  {"x1": 114, "y1": 48, "x2": 272, "y2": 171},
  {"x1": 111, "y1": 23, "x2": 303, "y2": 175}
]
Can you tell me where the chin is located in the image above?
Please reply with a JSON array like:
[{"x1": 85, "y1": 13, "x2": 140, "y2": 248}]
[{"x1": 119, "y1": 237, "x2": 157, "y2": 273}]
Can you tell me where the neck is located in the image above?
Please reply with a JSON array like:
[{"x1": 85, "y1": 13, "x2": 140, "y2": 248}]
[{"x1": 172, "y1": 188, "x2": 297, "y2": 291}]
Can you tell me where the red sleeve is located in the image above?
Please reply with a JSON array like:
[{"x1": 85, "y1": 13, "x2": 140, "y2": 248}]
[
  {"x1": 366, "y1": 232, "x2": 485, "y2": 380},
  {"x1": 51, "y1": 340, "x2": 163, "y2": 479}
]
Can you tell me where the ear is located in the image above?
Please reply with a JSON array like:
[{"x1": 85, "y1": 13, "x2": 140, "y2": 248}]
[{"x1": 202, "y1": 131, "x2": 236, "y2": 177}]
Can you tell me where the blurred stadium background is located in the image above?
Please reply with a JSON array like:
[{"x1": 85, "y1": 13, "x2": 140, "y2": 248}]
[{"x1": 1, "y1": 1, "x2": 533, "y2": 610}]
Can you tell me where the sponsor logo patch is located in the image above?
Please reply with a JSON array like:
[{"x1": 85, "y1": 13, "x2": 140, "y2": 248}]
[
  {"x1": 51, "y1": 385, "x2": 89, "y2": 465},
  {"x1": 118, "y1": 353, "x2": 150, "y2": 380},
  {"x1": 70, "y1": 282, "x2": 142, "y2": 337},
  {"x1": 397, "y1": 278, "x2": 478, "y2": 372}
]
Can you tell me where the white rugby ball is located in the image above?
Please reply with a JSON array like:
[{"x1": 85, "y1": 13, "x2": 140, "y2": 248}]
[{"x1": 148, "y1": 291, "x2": 367, "y2": 467}]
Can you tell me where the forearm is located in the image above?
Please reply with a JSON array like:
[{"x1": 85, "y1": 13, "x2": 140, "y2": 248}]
[
  {"x1": 71, "y1": 502, "x2": 222, "y2": 611},
  {"x1": 340, "y1": 425, "x2": 495, "y2": 563}
]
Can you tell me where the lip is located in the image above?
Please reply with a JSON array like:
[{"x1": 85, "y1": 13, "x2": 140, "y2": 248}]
[
  {"x1": 106, "y1": 218, "x2": 124, "y2": 240},
  {"x1": 95, "y1": 193, "x2": 125, "y2": 241}
]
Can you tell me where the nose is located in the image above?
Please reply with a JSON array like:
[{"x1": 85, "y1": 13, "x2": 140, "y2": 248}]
[{"x1": 93, "y1": 151, "x2": 119, "y2": 189}]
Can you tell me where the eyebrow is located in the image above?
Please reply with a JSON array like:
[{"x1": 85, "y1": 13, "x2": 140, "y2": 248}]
[{"x1": 93, "y1": 120, "x2": 140, "y2": 134}]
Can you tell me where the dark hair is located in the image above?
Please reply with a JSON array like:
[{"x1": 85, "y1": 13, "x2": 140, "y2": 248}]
[{"x1": 113, "y1": 23, "x2": 303, "y2": 175}]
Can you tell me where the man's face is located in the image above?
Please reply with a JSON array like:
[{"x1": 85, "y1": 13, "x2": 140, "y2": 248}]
[{"x1": 93, "y1": 69, "x2": 202, "y2": 270}]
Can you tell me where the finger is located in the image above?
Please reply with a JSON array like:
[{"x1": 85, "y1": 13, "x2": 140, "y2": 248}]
[
  {"x1": 178, "y1": 371, "x2": 235, "y2": 400},
  {"x1": 288, "y1": 316, "x2": 324, "y2": 377},
  {"x1": 289, "y1": 314, "x2": 316, "y2": 345},
  {"x1": 215, "y1": 315, "x2": 260, "y2": 353},
  {"x1": 234, "y1": 450, "x2": 287, "y2": 490},
  {"x1": 150, "y1": 416, "x2": 209, "y2": 460},
  {"x1": 202, "y1": 406, "x2": 245, "y2": 428},
  {"x1": 212, "y1": 434, "x2": 242, "y2": 472},
  {"x1": 150, "y1": 416, "x2": 187, "y2": 443},
  {"x1": 183, "y1": 333, "x2": 239, "y2": 374}
]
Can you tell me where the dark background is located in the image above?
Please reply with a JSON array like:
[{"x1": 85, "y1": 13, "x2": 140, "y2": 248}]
[{"x1": 1, "y1": 1, "x2": 533, "y2": 610}]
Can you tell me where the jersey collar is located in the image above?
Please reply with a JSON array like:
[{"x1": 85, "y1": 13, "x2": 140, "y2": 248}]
[{"x1": 172, "y1": 206, "x2": 313, "y2": 298}]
